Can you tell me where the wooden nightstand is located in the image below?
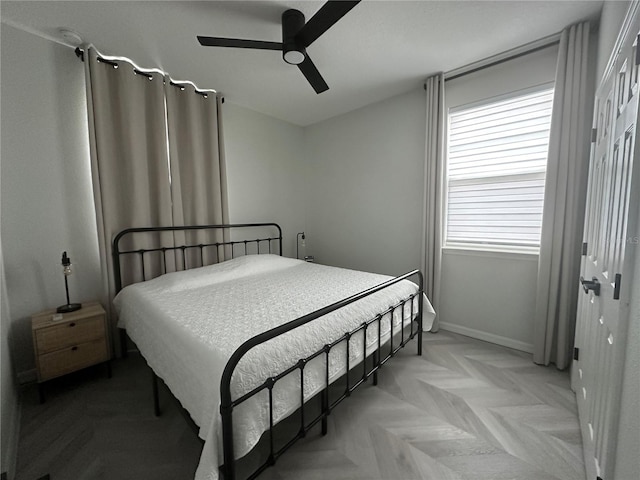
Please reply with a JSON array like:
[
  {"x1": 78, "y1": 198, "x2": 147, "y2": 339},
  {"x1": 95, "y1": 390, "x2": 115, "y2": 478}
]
[{"x1": 31, "y1": 301, "x2": 111, "y2": 402}]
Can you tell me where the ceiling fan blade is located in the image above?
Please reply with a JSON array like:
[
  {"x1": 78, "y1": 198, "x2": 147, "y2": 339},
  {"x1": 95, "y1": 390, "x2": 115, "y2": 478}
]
[
  {"x1": 298, "y1": 55, "x2": 329, "y2": 94},
  {"x1": 197, "y1": 36, "x2": 282, "y2": 51},
  {"x1": 296, "y1": 0, "x2": 361, "y2": 47}
]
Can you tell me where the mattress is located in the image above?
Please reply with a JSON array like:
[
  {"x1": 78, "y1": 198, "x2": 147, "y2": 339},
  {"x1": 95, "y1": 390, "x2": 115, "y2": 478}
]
[{"x1": 114, "y1": 254, "x2": 435, "y2": 480}]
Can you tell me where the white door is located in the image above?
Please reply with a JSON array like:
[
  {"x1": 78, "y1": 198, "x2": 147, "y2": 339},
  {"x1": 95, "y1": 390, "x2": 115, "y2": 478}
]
[{"x1": 572, "y1": 9, "x2": 640, "y2": 480}]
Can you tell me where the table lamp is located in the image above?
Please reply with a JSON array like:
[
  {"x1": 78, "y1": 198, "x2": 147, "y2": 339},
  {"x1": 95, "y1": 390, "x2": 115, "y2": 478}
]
[{"x1": 56, "y1": 251, "x2": 82, "y2": 313}]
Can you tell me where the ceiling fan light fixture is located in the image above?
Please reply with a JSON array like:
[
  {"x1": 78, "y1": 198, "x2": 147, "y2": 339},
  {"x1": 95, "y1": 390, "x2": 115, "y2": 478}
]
[
  {"x1": 282, "y1": 9, "x2": 306, "y2": 65},
  {"x1": 284, "y1": 48, "x2": 305, "y2": 65}
]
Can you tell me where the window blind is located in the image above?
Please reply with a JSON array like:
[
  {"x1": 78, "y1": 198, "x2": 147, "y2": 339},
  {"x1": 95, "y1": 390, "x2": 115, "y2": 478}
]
[{"x1": 446, "y1": 88, "x2": 554, "y2": 250}]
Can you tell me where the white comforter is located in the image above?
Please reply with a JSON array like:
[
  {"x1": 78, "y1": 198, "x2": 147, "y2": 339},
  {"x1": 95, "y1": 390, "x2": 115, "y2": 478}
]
[{"x1": 114, "y1": 254, "x2": 435, "y2": 480}]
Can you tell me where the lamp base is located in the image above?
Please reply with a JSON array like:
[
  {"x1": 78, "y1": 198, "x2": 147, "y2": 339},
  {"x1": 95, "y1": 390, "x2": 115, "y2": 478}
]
[{"x1": 57, "y1": 303, "x2": 82, "y2": 314}]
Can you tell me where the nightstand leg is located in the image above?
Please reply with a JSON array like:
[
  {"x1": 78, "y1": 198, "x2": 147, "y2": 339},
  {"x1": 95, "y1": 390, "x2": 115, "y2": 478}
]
[{"x1": 38, "y1": 383, "x2": 45, "y2": 404}]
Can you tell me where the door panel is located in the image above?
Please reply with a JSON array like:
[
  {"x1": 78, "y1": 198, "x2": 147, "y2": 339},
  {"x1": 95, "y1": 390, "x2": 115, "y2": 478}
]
[{"x1": 572, "y1": 13, "x2": 639, "y2": 480}]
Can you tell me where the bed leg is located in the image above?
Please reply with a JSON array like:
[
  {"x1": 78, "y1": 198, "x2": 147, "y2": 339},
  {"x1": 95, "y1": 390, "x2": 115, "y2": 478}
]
[
  {"x1": 221, "y1": 403, "x2": 236, "y2": 480},
  {"x1": 152, "y1": 372, "x2": 161, "y2": 416},
  {"x1": 120, "y1": 329, "x2": 128, "y2": 358},
  {"x1": 418, "y1": 328, "x2": 423, "y2": 356},
  {"x1": 321, "y1": 388, "x2": 329, "y2": 436},
  {"x1": 373, "y1": 350, "x2": 379, "y2": 386}
]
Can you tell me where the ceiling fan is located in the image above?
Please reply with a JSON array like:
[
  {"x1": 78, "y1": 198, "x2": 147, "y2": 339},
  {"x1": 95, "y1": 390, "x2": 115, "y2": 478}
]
[{"x1": 197, "y1": 0, "x2": 361, "y2": 94}]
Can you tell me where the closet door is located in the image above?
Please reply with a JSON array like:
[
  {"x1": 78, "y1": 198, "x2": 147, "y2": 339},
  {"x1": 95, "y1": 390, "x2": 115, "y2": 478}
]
[{"x1": 572, "y1": 8, "x2": 640, "y2": 480}]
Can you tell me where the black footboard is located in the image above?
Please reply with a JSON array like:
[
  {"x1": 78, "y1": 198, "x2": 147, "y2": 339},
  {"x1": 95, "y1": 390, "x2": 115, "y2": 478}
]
[{"x1": 220, "y1": 270, "x2": 424, "y2": 480}]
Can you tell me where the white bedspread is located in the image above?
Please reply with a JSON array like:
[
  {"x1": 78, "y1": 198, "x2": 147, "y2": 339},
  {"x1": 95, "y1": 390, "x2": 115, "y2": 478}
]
[{"x1": 114, "y1": 255, "x2": 435, "y2": 480}]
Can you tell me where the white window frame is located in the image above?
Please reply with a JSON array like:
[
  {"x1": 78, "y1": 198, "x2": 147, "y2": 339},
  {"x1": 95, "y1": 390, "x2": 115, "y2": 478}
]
[{"x1": 443, "y1": 83, "x2": 554, "y2": 254}]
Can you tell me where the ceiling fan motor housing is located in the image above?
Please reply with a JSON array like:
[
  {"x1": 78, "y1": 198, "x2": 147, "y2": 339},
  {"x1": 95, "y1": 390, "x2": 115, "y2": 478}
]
[
  {"x1": 282, "y1": 9, "x2": 306, "y2": 65},
  {"x1": 197, "y1": 1, "x2": 361, "y2": 93}
]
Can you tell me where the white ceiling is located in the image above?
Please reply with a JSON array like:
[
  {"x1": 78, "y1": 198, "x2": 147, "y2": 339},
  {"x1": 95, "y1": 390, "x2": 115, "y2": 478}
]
[{"x1": 1, "y1": 0, "x2": 603, "y2": 126}]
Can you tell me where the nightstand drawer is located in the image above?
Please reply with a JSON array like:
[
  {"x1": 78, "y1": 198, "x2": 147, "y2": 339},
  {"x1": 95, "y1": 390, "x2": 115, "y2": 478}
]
[
  {"x1": 35, "y1": 315, "x2": 105, "y2": 354},
  {"x1": 38, "y1": 338, "x2": 109, "y2": 381}
]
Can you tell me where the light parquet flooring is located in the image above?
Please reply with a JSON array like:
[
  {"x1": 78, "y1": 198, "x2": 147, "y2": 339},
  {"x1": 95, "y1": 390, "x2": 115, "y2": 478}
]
[{"x1": 14, "y1": 331, "x2": 585, "y2": 480}]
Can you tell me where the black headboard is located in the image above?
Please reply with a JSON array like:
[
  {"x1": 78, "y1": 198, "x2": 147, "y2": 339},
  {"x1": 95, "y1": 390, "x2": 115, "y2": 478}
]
[{"x1": 112, "y1": 223, "x2": 283, "y2": 293}]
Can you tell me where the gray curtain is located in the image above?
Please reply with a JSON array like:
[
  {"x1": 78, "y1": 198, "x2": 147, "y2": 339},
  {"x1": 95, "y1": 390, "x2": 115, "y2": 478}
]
[
  {"x1": 165, "y1": 82, "x2": 230, "y2": 266},
  {"x1": 421, "y1": 73, "x2": 445, "y2": 332},
  {"x1": 85, "y1": 48, "x2": 229, "y2": 353},
  {"x1": 84, "y1": 47, "x2": 173, "y2": 329},
  {"x1": 533, "y1": 22, "x2": 593, "y2": 369}
]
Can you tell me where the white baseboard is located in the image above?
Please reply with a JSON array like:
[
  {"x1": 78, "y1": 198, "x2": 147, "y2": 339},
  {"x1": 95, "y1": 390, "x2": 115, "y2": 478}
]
[
  {"x1": 439, "y1": 321, "x2": 534, "y2": 353},
  {"x1": 16, "y1": 369, "x2": 36, "y2": 385}
]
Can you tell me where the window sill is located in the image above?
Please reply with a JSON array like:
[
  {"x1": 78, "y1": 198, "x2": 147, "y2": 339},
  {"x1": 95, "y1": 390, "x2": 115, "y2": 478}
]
[{"x1": 442, "y1": 245, "x2": 539, "y2": 261}]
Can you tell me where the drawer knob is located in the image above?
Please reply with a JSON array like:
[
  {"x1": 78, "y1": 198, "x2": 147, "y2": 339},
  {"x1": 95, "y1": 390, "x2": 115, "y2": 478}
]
[
  {"x1": 71, "y1": 346, "x2": 78, "y2": 351},
  {"x1": 69, "y1": 322, "x2": 76, "y2": 327}
]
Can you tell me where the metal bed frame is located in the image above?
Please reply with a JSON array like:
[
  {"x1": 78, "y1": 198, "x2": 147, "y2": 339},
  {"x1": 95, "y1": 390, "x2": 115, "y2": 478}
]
[{"x1": 112, "y1": 223, "x2": 424, "y2": 480}]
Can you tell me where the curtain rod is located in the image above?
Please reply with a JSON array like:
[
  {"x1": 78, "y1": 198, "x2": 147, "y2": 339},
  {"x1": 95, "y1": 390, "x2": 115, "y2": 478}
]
[
  {"x1": 426, "y1": 33, "x2": 562, "y2": 86},
  {"x1": 74, "y1": 47, "x2": 221, "y2": 100}
]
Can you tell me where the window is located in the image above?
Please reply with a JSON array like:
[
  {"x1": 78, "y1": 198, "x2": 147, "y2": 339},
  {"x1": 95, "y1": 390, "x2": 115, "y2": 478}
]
[{"x1": 445, "y1": 86, "x2": 554, "y2": 252}]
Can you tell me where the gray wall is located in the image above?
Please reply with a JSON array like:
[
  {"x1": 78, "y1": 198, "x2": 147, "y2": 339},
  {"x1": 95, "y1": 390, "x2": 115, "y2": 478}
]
[
  {"x1": 224, "y1": 102, "x2": 306, "y2": 257},
  {"x1": 304, "y1": 88, "x2": 425, "y2": 277},
  {"x1": 439, "y1": 251, "x2": 539, "y2": 350},
  {"x1": 1, "y1": 24, "x2": 103, "y2": 380}
]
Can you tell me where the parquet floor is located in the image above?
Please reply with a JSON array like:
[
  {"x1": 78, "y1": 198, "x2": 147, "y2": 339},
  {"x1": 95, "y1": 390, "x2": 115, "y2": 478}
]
[{"x1": 14, "y1": 331, "x2": 585, "y2": 480}]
